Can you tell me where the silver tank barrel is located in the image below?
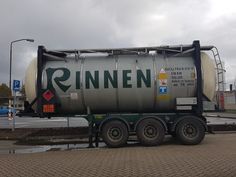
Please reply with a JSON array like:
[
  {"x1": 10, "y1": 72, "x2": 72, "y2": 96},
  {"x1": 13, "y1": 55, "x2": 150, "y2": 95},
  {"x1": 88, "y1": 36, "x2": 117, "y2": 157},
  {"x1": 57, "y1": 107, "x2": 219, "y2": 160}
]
[{"x1": 25, "y1": 52, "x2": 216, "y2": 114}]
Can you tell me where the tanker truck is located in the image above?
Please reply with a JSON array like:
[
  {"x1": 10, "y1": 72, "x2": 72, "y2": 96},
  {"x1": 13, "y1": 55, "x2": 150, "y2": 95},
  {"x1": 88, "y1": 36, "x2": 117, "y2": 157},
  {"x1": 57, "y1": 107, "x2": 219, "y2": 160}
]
[{"x1": 20, "y1": 40, "x2": 224, "y2": 147}]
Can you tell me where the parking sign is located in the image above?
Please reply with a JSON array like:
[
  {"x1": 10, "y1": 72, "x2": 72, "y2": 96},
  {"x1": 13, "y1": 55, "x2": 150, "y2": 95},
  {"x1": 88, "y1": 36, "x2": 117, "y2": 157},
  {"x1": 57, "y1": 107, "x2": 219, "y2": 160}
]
[{"x1": 13, "y1": 80, "x2": 20, "y2": 92}]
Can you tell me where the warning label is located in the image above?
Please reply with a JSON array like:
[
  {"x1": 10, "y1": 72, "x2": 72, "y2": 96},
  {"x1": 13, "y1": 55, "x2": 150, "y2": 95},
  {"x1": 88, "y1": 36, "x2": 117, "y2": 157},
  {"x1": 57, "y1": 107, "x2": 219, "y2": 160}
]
[
  {"x1": 159, "y1": 79, "x2": 167, "y2": 86},
  {"x1": 159, "y1": 86, "x2": 167, "y2": 94},
  {"x1": 158, "y1": 68, "x2": 168, "y2": 80},
  {"x1": 158, "y1": 68, "x2": 168, "y2": 95}
]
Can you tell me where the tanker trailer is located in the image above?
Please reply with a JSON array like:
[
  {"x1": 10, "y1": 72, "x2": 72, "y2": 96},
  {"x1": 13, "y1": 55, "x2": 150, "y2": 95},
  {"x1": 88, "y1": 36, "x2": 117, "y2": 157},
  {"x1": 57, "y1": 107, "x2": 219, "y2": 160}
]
[{"x1": 21, "y1": 40, "x2": 220, "y2": 147}]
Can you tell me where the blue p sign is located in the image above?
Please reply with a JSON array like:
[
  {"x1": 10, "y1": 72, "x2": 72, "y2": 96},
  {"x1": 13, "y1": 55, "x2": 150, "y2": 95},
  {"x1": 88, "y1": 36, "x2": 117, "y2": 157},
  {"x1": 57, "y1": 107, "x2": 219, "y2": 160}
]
[{"x1": 13, "y1": 80, "x2": 20, "y2": 92}]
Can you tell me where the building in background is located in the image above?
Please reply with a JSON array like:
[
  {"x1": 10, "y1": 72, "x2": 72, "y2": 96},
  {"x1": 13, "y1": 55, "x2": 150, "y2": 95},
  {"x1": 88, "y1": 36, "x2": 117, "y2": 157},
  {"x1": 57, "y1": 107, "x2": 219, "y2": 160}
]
[
  {"x1": 224, "y1": 91, "x2": 236, "y2": 110},
  {"x1": 0, "y1": 93, "x2": 25, "y2": 110}
]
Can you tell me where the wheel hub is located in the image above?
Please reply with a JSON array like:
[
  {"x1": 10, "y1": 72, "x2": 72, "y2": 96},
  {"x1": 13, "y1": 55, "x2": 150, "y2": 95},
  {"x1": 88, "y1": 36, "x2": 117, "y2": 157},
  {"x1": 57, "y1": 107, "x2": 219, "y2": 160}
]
[
  {"x1": 108, "y1": 127, "x2": 122, "y2": 140},
  {"x1": 186, "y1": 127, "x2": 193, "y2": 134},
  {"x1": 112, "y1": 130, "x2": 119, "y2": 137},
  {"x1": 144, "y1": 125, "x2": 158, "y2": 139},
  {"x1": 183, "y1": 124, "x2": 197, "y2": 138}
]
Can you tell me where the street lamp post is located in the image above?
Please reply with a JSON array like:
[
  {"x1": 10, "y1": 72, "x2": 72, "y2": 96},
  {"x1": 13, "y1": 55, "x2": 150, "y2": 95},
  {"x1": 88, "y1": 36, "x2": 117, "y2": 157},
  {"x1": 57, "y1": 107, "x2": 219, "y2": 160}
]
[
  {"x1": 9, "y1": 38, "x2": 34, "y2": 131},
  {"x1": 9, "y1": 38, "x2": 34, "y2": 91}
]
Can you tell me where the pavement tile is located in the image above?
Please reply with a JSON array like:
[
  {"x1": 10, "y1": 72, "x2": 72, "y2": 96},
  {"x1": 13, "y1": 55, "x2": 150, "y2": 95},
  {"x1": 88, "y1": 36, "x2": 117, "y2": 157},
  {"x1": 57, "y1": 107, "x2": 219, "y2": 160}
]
[{"x1": 0, "y1": 133, "x2": 235, "y2": 177}]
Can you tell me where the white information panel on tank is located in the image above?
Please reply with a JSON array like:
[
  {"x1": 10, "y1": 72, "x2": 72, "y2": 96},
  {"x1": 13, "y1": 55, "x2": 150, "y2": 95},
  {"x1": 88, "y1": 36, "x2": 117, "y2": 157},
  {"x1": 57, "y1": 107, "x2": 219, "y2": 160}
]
[{"x1": 176, "y1": 97, "x2": 197, "y2": 105}]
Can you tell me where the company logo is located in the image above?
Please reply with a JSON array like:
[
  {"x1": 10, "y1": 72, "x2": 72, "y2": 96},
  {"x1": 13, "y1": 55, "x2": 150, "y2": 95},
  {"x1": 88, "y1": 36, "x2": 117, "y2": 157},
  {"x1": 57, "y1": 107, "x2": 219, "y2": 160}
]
[
  {"x1": 46, "y1": 67, "x2": 152, "y2": 92},
  {"x1": 46, "y1": 68, "x2": 71, "y2": 92}
]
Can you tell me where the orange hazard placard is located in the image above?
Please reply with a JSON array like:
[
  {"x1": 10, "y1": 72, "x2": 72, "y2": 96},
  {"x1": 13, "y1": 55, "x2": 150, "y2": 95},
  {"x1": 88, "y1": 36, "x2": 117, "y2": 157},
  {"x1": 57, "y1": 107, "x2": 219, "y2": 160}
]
[{"x1": 43, "y1": 104, "x2": 55, "y2": 113}]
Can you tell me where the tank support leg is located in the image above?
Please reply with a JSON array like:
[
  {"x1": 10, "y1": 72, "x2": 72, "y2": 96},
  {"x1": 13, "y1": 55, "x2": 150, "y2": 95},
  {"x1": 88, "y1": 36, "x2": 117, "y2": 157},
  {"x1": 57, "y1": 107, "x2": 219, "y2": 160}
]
[
  {"x1": 87, "y1": 107, "x2": 94, "y2": 148},
  {"x1": 95, "y1": 124, "x2": 99, "y2": 147},
  {"x1": 88, "y1": 115, "x2": 95, "y2": 148}
]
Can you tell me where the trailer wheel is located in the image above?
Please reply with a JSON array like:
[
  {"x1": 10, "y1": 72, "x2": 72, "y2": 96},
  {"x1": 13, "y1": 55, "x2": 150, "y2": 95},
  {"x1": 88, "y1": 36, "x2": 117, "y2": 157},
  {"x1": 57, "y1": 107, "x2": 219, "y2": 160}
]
[
  {"x1": 101, "y1": 120, "x2": 128, "y2": 148},
  {"x1": 136, "y1": 119, "x2": 165, "y2": 146},
  {"x1": 176, "y1": 118, "x2": 205, "y2": 145}
]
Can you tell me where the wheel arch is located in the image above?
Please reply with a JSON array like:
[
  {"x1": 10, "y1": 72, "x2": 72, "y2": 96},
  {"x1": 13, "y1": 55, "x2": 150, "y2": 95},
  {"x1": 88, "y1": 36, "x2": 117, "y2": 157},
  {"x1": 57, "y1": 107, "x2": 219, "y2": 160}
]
[
  {"x1": 170, "y1": 115, "x2": 208, "y2": 132},
  {"x1": 134, "y1": 116, "x2": 168, "y2": 132},
  {"x1": 98, "y1": 116, "x2": 131, "y2": 132}
]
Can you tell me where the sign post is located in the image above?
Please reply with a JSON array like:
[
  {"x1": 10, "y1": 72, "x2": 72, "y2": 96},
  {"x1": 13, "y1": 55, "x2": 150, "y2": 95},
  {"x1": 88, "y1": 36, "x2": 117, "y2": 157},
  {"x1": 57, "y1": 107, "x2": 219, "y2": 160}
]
[{"x1": 11, "y1": 80, "x2": 20, "y2": 131}]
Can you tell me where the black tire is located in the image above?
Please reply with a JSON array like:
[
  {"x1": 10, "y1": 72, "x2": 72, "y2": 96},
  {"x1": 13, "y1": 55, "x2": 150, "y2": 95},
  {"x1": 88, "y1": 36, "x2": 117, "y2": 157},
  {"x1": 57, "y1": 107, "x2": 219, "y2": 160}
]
[
  {"x1": 101, "y1": 120, "x2": 128, "y2": 148},
  {"x1": 176, "y1": 117, "x2": 205, "y2": 145},
  {"x1": 136, "y1": 118, "x2": 165, "y2": 146}
]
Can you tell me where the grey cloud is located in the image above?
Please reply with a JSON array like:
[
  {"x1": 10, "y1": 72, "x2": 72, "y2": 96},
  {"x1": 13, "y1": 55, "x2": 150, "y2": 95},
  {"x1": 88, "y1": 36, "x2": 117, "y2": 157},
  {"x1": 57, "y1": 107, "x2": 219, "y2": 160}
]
[{"x1": 0, "y1": 0, "x2": 235, "y2": 88}]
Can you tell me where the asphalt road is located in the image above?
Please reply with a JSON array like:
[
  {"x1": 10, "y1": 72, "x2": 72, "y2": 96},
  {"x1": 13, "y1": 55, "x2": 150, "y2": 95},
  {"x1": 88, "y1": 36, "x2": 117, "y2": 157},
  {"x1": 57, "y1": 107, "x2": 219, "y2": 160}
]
[
  {"x1": 0, "y1": 116, "x2": 89, "y2": 129},
  {"x1": 0, "y1": 114, "x2": 235, "y2": 129}
]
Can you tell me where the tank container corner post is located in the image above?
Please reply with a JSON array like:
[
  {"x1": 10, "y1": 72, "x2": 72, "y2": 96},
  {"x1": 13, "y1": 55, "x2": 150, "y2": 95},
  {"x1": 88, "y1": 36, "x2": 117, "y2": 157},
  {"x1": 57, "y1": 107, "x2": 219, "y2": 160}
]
[
  {"x1": 37, "y1": 46, "x2": 45, "y2": 118},
  {"x1": 192, "y1": 40, "x2": 203, "y2": 116}
]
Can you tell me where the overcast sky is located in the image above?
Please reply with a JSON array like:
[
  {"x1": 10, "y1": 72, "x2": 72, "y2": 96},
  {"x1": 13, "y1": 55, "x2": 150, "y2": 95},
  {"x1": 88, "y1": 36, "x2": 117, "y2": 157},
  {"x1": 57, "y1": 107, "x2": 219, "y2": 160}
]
[{"x1": 0, "y1": 0, "x2": 235, "y2": 89}]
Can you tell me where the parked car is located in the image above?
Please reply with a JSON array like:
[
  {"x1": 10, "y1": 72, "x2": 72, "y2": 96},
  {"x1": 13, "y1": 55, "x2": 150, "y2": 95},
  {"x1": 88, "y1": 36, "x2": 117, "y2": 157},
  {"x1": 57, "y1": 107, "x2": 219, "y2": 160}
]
[{"x1": 0, "y1": 106, "x2": 16, "y2": 116}]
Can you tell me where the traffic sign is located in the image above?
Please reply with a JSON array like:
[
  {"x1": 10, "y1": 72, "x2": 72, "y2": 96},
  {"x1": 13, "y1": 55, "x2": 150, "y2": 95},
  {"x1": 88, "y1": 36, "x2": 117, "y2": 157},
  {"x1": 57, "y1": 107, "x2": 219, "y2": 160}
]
[{"x1": 13, "y1": 80, "x2": 20, "y2": 92}]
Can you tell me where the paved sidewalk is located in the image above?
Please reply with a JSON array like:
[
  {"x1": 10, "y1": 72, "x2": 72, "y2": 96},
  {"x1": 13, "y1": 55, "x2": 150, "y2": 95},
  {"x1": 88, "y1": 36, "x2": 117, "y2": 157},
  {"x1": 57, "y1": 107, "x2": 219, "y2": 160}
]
[{"x1": 0, "y1": 133, "x2": 236, "y2": 177}]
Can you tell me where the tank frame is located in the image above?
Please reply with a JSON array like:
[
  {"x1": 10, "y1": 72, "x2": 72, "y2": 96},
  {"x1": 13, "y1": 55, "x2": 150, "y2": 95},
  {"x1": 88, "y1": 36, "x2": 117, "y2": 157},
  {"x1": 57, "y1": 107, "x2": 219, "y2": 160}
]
[{"x1": 19, "y1": 40, "x2": 218, "y2": 147}]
